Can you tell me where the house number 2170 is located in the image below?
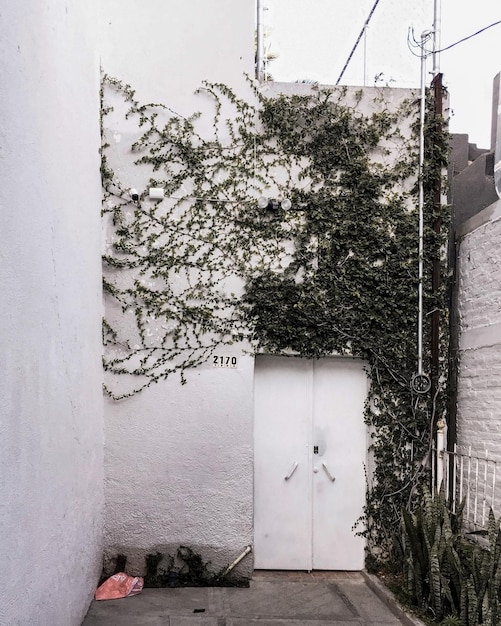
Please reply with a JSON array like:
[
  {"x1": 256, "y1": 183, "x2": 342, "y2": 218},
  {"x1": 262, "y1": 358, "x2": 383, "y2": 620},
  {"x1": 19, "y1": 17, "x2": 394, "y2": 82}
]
[{"x1": 212, "y1": 355, "x2": 237, "y2": 368}]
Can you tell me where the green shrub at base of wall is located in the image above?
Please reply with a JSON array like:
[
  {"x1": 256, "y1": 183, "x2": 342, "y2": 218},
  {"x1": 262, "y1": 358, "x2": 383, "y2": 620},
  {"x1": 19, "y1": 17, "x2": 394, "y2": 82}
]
[{"x1": 399, "y1": 486, "x2": 501, "y2": 626}]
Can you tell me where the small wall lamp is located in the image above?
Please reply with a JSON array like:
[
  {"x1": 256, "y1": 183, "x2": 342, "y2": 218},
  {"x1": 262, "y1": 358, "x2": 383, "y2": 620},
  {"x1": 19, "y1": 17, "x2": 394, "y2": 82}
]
[
  {"x1": 149, "y1": 187, "x2": 165, "y2": 200},
  {"x1": 130, "y1": 187, "x2": 166, "y2": 202},
  {"x1": 257, "y1": 196, "x2": 292, "y2": 211}
]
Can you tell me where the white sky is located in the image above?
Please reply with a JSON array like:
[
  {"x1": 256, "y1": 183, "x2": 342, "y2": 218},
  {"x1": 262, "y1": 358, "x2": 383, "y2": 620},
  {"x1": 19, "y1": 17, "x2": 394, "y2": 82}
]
[{"x1": 264, "y1": 0, "x2": 501, "y2": 148}]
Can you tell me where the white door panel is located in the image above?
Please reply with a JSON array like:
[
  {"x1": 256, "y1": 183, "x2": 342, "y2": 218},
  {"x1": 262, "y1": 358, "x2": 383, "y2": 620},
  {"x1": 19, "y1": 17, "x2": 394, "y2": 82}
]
[
  {"x1": 254, "y1": 356, "x2": 367, "y2": 571},
  {"x1": 312, "y1": 359, "x2": 367, "y2": 570},
  {"x1": 253, "y1": 356, "x2": 312, "y2": 569}
]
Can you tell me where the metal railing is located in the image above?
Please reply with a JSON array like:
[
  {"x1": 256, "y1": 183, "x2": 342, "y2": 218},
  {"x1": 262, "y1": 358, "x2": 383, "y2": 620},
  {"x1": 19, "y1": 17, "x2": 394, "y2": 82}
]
[{"x1": 434, "y1": 423, "x2": 501, "y2": 530}]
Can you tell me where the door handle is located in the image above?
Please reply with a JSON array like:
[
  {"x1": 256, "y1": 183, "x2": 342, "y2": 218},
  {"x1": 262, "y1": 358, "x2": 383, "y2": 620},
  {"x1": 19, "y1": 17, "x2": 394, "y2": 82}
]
[
  {"x1": 321, "y1": 462, "x2": 336, "y2": 482},
  {"x1": 284, "y1": 461, "x2": 299, "y2": 481}
]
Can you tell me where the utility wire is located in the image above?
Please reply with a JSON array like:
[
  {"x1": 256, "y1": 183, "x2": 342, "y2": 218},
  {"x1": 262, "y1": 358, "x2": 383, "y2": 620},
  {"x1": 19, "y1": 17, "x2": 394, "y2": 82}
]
[
  {"x1": 336, "y1": 0, "x2": 382, "y2": 85},
  {"x1": 408, "y1": 19, "x2": 501, "y2": 58},
  {"x1": 344, "y1": 13, "x2": 501, "y2": 80},
  {"x1": 435, "y1": 19, "x2": 501, "y2": 53},
  {"x1": 407, "y1": 27, "x2": 432, "y2": 58}
]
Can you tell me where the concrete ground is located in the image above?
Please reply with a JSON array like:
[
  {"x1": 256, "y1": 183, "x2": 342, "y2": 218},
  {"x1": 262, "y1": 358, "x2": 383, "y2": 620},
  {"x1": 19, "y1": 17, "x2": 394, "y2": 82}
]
[{"x1": 82, "y1": 570, "x2": 425, "y2": 626}]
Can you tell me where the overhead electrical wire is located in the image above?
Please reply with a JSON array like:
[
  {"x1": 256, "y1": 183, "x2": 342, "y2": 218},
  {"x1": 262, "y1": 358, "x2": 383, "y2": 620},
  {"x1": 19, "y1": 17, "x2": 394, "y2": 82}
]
[
  {"x1": 344, "y1": 12, "x2": 501, "y2": 78},
  {"x1": 408, "y1": 19, "x2": 501, "y2": 58},
  {"x1": 407, "y1": 27, "x2": 430, "y2": 58},
  {"x1": 336, "y1": 0, "x2": 382, "y2": 85},
  {"x1": 435, "y1": 19, "x2": 501, "y2": 53}
]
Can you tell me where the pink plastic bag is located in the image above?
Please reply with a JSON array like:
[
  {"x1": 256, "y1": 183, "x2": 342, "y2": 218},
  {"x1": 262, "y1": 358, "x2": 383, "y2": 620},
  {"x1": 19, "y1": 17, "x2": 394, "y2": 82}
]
[{"x1": 94, "y1": 572, "x2": 144, "y2": 600}]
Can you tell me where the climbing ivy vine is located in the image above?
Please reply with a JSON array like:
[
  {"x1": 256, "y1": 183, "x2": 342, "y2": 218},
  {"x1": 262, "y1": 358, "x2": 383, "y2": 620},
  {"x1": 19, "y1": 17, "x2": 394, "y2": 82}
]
[{"x1": 100, "y1": 74, "x2": 449, "y2": 563}]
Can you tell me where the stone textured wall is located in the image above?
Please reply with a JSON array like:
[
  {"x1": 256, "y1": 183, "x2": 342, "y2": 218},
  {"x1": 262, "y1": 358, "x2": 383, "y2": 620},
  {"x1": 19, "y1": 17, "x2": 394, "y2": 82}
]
[
  {"x1": 457, "y1": 200, "x2": 501, "y2": 456},
  {"x1": 0, "y1": 1, "x2": 104, "y2": 624}
]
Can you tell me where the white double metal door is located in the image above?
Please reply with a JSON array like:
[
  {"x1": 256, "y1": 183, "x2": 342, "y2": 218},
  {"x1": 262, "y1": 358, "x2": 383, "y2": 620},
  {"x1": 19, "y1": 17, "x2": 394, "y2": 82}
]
[{"x1": 254, "y1": 355, "x2": 367, "y2": 570}]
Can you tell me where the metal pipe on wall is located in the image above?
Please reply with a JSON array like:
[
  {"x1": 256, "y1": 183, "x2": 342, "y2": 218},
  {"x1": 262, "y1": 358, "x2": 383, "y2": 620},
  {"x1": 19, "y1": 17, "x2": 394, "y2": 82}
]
[
  {"x1": 222, "y1": 545, "x2": 252, "y2": 576},
  {"x1": 417, "y1": 31, "x2": 430, "y2": 377},
  {"x1": 256, "y1": 0, "x2": 264, "y2": 81},
  {"x1": 432, "y1": 0, "x2": 441, "y2": 77},
  {"x1": 431, "y1": 72, "x2": 444, "y2": 427}
]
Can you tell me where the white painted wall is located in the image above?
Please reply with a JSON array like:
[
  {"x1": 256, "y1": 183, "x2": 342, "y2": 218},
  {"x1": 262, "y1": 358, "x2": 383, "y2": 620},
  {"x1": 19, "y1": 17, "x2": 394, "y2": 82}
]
[
  {"x1": 0, "y1": 1, "x2": 104, "y2": 624},
  {"x1": 456, "y1": 200, "x2": 501, "y2": 456},
  {"x1": 100, "y1": 0, "x2": 256, "y2": 577},
  {"x1": 101, "y1": 0, "x2": 255, "y2": 111},
  {"x1": 103, "y1": 356, "x2": 255, "y2": 574},
  {"x1": 100, "y1": 0, "x2": 418, "y2": 577}
]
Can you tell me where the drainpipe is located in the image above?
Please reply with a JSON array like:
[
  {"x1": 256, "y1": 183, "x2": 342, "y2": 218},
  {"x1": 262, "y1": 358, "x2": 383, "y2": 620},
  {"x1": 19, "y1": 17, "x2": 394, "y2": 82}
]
[
  {"x1": 411, "y1": 31, "x2": 433, "y2": 397},
  {"x1": 431, "y1": 72, "x2": 443, "y2": 432},
  {"x1": 222, "y1": 545, "x2": 252, "y2": 576},
  {"x1": 256, "y1": 0, "x2": 264, "y2": 81},
  {"x1": 417, "y1": 31, "x2": 429, "y2": 379}
]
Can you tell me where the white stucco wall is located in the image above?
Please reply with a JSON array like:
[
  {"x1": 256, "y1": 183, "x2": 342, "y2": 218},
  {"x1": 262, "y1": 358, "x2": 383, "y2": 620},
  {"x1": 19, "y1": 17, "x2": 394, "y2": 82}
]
[
  {"x1": 100, "y1": 0, "x2": 256, "y2": 578},
  {"x1": 456, "y1": 200, "x2": 501, "y2": 456},
  {"x1": 100, "y1": 0, "x2": 418, "y2": 577},
  {"x1": 101, "y1": 0, "x2": 255, "y2": 110},
  {"x1": 103, "y1": 356, "x2": 255, "y2": 574},
  {"x1": 0, "y1": 2, "x2": 104, "y2": 624}
]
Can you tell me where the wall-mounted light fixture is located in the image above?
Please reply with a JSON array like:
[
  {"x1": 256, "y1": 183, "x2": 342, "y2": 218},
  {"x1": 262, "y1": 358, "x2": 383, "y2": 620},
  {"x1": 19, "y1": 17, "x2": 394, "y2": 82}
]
[
  {"x1": 257, "y1": 196, "x2": 292, "y2": 211},
  {"x1": 129, "y1": 187, "x2": 165, "y2": 201},
  {"x1": 149, "y1": 187, "x2": 165, "y2": 200}
]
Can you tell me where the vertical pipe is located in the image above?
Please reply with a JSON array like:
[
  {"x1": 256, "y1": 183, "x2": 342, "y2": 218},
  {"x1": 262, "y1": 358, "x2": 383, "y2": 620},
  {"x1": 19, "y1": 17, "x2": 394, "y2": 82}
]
[
  {"x1": 432, "y1": 438, "x2": 436, "y2": 492},
  {"x1": 474, "y1": 457, "x2": 479, "y2": 525},
  {"x1": 432, "y1": 0, "x2": 441, "y2": 77},
  {"x1": 363, "y1": 27, "x2": 368, "y2": 86},
  {"x1": 446, "y1": 447, "x2": 451, "y2": 504},
  {"x1": 256, "y1": 0, "x2": 264, "y2": 81},
  {"x1": 467, "y1": 447, "x2": 471, "y2": 523},
  {"x1": 430, "y1": 73, "x2": 443, "y2": 428},
  {"x1": 452, "y1": 443, "x2": 457, "y2": 513},
  {"x1": 436, "y1": 419, "x2": 446, "y2": 489},
  {"x1": 459, "y1": 446, "x2": 464, "y2": 512},
  {"x1": 417, "y1": 32, "x2": 428, "y2": 376},
  {"x1": 493, "y1": 460, "x2": 497, "y2": 515}
]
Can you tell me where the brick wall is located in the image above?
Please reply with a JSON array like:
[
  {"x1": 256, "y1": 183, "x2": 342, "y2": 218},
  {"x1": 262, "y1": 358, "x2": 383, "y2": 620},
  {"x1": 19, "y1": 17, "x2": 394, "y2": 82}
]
[{"x1": 456, "y1": 200, "x2": 501, "y2": 456}]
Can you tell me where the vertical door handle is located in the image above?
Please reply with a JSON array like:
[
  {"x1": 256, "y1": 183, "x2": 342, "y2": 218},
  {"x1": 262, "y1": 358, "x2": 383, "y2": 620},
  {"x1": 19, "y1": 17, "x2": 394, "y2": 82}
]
[
  {"x1": 284, "y1": 461, "x2": 299, "y2": 481},
  {"x1": 322, "y1": 462, "x2": 336, "y2": 482}
]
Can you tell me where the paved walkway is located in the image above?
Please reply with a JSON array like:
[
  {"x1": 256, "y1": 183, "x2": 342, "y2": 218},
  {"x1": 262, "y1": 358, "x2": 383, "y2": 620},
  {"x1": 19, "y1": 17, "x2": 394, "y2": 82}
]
[{"x1": 82, "y1": 571, "x2": 423, "y2": 626}]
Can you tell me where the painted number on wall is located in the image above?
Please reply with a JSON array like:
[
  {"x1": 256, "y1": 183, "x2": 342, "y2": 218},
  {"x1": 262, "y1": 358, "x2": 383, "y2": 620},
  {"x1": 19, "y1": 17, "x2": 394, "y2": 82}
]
[{"x1": 213, "y1": 355, "x2": 238, "y2": 368}]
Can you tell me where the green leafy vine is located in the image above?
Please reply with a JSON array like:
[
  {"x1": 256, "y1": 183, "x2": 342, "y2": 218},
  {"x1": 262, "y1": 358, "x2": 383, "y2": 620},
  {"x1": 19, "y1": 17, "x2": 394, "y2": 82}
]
[{"x1": 100, "y1": 74, "x2": 449, "y2": 563}]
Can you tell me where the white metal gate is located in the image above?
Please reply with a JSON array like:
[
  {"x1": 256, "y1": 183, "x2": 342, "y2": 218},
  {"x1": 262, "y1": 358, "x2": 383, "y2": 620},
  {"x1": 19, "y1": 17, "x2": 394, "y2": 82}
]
[
  {"x1": 253, "y1": 355, "x2": 368, "y2": 570},
  {"x1": 434, "y1": 420, "x2": 501, "y2": 531}
]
